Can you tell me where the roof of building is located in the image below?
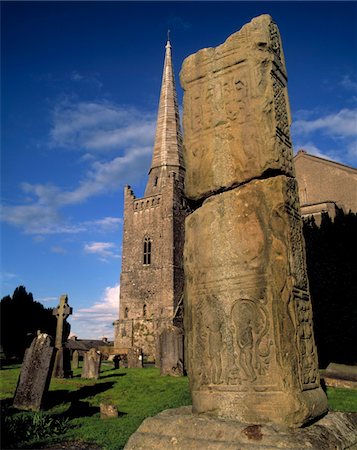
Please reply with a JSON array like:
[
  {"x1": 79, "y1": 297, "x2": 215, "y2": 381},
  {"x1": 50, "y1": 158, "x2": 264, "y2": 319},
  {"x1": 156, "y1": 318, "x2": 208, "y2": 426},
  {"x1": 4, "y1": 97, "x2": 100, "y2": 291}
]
[
  {"x1": 147, "y1": 38, "x2": 184, "y2": 173},
  {"x1": 65, "y1": 337, "x2": 113, "y2": 352},
  {"x1": 294, "y1": 149, "x2": 357, "y2": 173}
]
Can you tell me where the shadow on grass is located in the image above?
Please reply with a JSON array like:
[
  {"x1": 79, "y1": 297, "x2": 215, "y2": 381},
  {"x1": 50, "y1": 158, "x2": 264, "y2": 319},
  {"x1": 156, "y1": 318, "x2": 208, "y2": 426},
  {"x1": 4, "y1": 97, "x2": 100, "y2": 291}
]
[
  {"x1": 97, "y1": 372, "x2": 127, "y2": 380},
  {"x1": 46, "y1": 382, "x2": 115, "y2": 417}
]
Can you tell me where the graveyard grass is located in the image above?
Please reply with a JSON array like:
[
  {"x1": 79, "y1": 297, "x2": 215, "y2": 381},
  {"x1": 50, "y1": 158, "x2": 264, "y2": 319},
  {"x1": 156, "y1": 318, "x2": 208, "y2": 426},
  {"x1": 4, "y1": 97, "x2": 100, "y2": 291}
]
[{"x1": 1, "y1": 363, "x2": 357, "y2": 450}]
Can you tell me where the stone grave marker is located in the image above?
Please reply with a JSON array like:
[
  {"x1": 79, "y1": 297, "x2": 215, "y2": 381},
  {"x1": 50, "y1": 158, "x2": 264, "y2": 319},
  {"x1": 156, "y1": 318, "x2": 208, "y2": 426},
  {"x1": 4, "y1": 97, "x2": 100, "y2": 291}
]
[
  {"x1": 100, "y1": 402, "x2": 118, "y2": 419},
  {"x1": 158, "y1": 326, "x2": 184, "y2": 376},
  {"x1": 127, "y1": 347, "x2": 143, "y2": 368},
  {"x1": 52, "y1": 294, "x2": 73, "y2": 378},
  {"x1": 72, "y1": 350, "x2": 79, "y2": 369},
  {"x1": 13, "y1": 333, "x2": 55, "y2": 411},
  {"x1": 82, "y1": 348, "x2": 102, "y2": 379},
  {"x1": 113, "y1": 355, "x2": 120, "y2": 369}
]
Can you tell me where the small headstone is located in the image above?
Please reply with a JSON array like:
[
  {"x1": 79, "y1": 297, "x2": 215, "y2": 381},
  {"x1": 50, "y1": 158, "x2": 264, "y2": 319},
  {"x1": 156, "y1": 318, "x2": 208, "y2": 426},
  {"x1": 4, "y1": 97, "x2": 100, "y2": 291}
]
[
  {"x1": 72, "y1": 350, "x2": 79, "y2": 369},
  {"x1": 13, "y1": 333, "x2": 55, "y2": 411},
  {"x1": 100, "y1": 402, "x2": 118, "y2": 419},
  {"x1": 82, "y1": 348, "x2": 102, "y2": 379},
  {"x1": 325, "y1": 363, "x2": 357, "y2": 381},
  {"x1": 52, "y1": 294, "x2": 73, "y2": 378},
  {"x1": 113, "y1": 355, "x2": 120, "y2": 369},
  {"x1": 158, "y1": 326, "x2": 184, "y2": 376},
  {"x1": 127, "y1": 347, "x2": 143, "y2": 368}
]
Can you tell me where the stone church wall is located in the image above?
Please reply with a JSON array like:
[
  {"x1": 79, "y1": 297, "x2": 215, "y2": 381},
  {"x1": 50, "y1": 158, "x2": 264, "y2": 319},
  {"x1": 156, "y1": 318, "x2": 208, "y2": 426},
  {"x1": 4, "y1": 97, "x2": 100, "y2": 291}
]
[{"x1": 115, "y1": 175, "x2": 186, "y2": 358}]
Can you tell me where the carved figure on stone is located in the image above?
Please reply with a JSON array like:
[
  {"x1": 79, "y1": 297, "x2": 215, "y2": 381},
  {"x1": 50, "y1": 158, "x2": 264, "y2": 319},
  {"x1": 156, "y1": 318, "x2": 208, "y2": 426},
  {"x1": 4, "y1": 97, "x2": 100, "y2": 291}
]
[
  {"x1": 194, "y1": 296, "x2": 227, "y2": 386},
  {"x1": 230, "y1": 299, "x2": 269, "y2": 383}
]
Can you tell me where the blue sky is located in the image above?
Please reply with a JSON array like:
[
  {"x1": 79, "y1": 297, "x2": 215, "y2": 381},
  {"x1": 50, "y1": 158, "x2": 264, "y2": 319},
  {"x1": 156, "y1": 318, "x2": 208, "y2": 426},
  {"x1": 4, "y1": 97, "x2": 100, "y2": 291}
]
[{"x1": 1, "y1": 1, "x2": 356, "y2": 339}]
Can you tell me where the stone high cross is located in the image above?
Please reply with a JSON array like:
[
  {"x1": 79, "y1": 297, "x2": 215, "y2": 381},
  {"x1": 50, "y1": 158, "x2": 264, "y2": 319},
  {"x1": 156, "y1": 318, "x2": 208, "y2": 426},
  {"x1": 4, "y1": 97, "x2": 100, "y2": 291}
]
[{"x1": 53, "y1": 295, "x2": 72, "y2": 349}]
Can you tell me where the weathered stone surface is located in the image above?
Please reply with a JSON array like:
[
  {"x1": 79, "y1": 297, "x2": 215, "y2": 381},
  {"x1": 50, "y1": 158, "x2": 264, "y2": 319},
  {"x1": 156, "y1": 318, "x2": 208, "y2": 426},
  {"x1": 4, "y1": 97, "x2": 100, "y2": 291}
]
[
  {"x1": 127, "y1": 347, "x2": 143, "y2": 368},
  {"x1": 184, "y1": 175, "x2": 327, "y2": 426},
  {"x1": 53, "y1": 347, "x2": 72, "y2": 378},
  {"x1": 53, "y1": 294, "x2": 72, "y2": 349},
  {"x1": 158, "y1": 326, "x2": 184, "y2": 376},
  {"x1": 72, "y1": 350, "x2": 79, "y2": 369},
  {"x1": 325, "y1": 363, "x2": 357, "y2": 381},
  {"x1": 52, "y1": 294, "x2": 73, "y2": 378},
  {"x1": 100, "y1": 402, "x2": 118, "y2": 419},
  {"x1": 113, "y1": 355, "x2": 120, "y2": 369},
  {"x1": 13, "y1": 333, "x2": 55, "y2": 411},
  {"x1": 82, "y1": 348, "x2": 101, "y2": 379},
  {"x1": 124, "y1": 406, "x2": 357, "y2": 449},
  {"x1": 180, "y1": 14, "x2": 294, "y2": 201},
  {"x1": 321, "y1": 363, "x2": 357, "y2": 389}
]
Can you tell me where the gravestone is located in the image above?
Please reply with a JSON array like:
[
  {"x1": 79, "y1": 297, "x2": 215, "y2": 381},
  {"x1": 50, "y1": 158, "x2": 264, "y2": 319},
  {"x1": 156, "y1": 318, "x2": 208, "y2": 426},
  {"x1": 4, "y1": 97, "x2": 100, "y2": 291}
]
[
  {"x1": 52, "y1": 294, "x2": 73, "y2": 378},
  {"x1": 113, "y1": 355, "x2": 120, "y2": 369},
  {"x1": 158, "y1": 326, "x2": 184, "y2": 376},
  {"x1": 127, "y1": 347, "x2": 143, "y2": 368},
  {"x1": 100, "y1": 402, "x2": 118, "y2": 419},
  {"x1": 13, "y1": 333, "x2": 55, "y2": 411},
  {"x1": 82, "y1": 348, "x2": 101, "y2": 379},
  {"x1": 72, "y1": 350, "x2": 79, "y2": 369}
]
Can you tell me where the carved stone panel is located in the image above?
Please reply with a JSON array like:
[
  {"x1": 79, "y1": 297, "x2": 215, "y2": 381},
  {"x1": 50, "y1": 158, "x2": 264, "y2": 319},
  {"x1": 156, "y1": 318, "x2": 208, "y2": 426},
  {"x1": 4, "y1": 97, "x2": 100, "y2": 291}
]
[
  {"x1": 184, "y1": 175, "x2": 327, "y2": 426},
  {"x1": 181, "y1": 14, "x2": 294, "y2": 201}
]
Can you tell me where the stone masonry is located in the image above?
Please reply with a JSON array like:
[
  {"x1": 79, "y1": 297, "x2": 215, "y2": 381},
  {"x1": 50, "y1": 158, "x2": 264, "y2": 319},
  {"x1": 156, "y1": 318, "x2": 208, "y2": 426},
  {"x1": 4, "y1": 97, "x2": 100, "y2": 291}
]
[
  {"x1": 125, "y1": 16, "x2": 356, "y2": 449},
  {"x1": 114, "y1": 39, "x2": 187, "y2": 359},
  {"x1": 181, "y1": 14, "x2": 327, "y2": 427}
]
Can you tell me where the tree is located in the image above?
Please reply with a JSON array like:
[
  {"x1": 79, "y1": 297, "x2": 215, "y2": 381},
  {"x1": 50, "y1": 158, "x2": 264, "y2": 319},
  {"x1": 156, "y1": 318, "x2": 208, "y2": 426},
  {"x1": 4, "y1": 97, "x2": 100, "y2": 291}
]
[{"x1": 0, "y1": 286, "x2": 57, "y2": 359}]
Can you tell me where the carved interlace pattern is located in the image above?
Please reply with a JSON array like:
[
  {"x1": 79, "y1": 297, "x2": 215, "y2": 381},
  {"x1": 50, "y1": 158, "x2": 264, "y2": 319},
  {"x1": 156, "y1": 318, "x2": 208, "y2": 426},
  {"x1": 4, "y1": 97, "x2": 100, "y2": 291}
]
[
  {"x1": 272, "y1": 72, "x2": 290, "y2": 143},
  {"x1": 295, "y1": 290, "x2": 319, "y2": 388},
  {"x1": 284, "y1": 178, "x2": 308, "y2": 290},
  {"x1": 269, "y1": 22, "x2": 281, "y2": 61}
]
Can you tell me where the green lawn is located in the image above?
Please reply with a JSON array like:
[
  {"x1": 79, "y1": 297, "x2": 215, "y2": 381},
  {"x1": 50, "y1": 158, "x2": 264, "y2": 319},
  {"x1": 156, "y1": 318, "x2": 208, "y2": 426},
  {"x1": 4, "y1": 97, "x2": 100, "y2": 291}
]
[
  {"x1": 1, "y1": 362, "x2": 191, "y2": 449},
  {"x1": 1, "y1": 362, "x2": 356, "y2": 449}
]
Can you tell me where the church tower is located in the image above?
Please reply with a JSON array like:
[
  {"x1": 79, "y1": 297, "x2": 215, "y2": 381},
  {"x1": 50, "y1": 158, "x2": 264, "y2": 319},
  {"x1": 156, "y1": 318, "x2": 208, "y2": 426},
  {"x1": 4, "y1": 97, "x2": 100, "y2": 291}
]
[{"x1": 114, "y1": 39, "x2": 186, "y2": 359}]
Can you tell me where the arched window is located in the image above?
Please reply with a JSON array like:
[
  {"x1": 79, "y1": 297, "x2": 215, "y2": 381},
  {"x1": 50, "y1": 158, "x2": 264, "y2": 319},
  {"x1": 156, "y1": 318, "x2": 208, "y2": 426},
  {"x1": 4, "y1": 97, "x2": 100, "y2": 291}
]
[
  {"x1": 143, "y1": 237, "x2": 152, "y2": 265},
  {"x1": 124, "y1": 307, "x2": 129, "y2": 319},
  {"x1": 143, "y1": 304, "x2": 147, "y2": 317}
]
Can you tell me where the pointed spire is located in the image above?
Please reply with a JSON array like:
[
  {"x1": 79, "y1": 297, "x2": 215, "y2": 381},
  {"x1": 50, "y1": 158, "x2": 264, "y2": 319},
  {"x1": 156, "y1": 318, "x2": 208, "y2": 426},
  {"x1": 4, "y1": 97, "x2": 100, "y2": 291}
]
[{"x1": 144, "y1": 36, "x2": 184, "y2": 196}]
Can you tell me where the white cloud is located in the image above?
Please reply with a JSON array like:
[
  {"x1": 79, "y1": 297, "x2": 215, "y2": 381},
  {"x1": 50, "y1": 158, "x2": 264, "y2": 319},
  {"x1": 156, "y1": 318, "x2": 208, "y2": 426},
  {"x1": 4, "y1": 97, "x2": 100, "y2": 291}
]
[
  {"x1": 84, "y1": 241, "x2": 119, "y2": 261},
  {"x1": 294, "y1": 142, "x2": 342, "y2": 163},
  {"x1": 1, "y1": 98, "x2": 155, "y2": 236},
  {"x1": 292, "y1": 108, "x2": 357, "y2": 138},
  {"x1": 36, "y1": 296, "x2": 58, "y2": 304},
  {"x1": 1, "y1": 143, "x2": 150, "y2": 235},
  {"x1": 340, "y1": 75, "x2": 357, "y2": 93},
  {"x1": 49, "y1": 100, "x2": 156, "y2": 152},
  {"x1": 91, "y1": 217, "x2": 122, "y2": 229},
  {"x1": 71, "y1": 284, "x2": 119, "y2": 339}
]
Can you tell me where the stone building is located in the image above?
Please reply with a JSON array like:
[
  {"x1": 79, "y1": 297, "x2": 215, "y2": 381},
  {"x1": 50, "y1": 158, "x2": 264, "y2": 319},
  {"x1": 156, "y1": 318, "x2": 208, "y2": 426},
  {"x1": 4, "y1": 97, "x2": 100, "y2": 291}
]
[
  {"x1": 114, "y1": 39, "x2": 187, "y2": 359},
  {"x1": 294, "y1": 150, "x2": 357, "y2": 222}
]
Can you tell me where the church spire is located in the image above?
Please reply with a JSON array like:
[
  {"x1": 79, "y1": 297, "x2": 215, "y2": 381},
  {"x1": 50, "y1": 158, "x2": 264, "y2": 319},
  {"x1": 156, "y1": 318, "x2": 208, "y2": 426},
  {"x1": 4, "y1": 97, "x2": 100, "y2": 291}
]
[{"x1": 144, "y1": 36, "x2": 184, "y2": 197}]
